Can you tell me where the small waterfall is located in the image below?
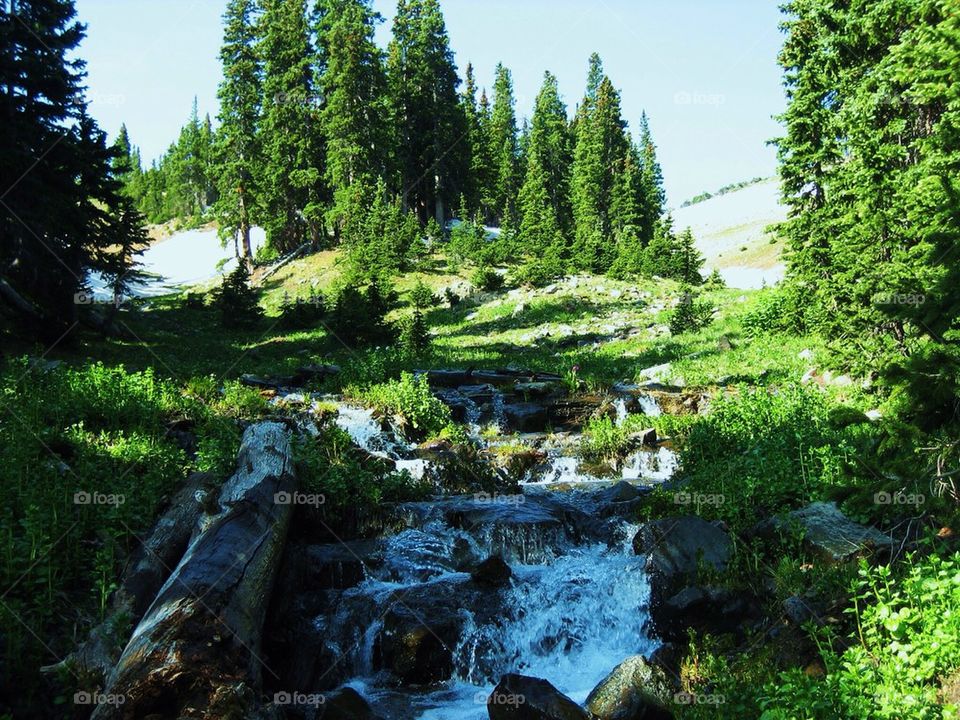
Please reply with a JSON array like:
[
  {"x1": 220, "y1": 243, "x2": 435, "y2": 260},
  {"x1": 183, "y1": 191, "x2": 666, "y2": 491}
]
[
  {"x1": 636, "y1": 393, "x2": 662, "y2": 417},
  {"x1": 491, "y1": 391, "x2": 506, "y2": 432},
  {"x1": 450, "y1": 525, "x2": 656, "y2": 705},
  {"x1": 333, "y1": 404, "x2": 388, "y2": 453},
  {"x1": 463, "y1": 396, "x2": 482, "y2": 437},
  {"x1": 621, "y1": 446, "x2": 678, "y2": 482},
  {"x1": 613, "y1": 397, "x2": 629, "y2": 426}
]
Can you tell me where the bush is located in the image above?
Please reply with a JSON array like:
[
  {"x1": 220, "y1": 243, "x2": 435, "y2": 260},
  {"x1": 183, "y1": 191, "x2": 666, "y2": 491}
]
[
  {"x1": 327, "y1": 277, "x2": 396, "y2": 347},
  {"x1": 471, "y1": 265, "x2": 504, "y2": 291},
  {"x1": 408, "y1": 279, "x2": 439, "y2": 311},
  {"x1": 277, "y1": 289, "x2": 326, "y2": 330},
  {"x1": 669, "y1": 288, "x2": 714, "y2": 335},
  {"x1": 399, "y1": 308, "x2": 431, "y2": 357},
  {"x1": 359, "y1": 372, "x2": 454, "y2": 441},
  {"x1": 214, "y1": 263, "x2": 262, "y2": 328}
]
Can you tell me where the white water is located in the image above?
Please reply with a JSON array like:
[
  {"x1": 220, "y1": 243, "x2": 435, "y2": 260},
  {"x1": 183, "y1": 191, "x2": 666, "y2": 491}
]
[
  {"x1": 621, "y1": 446, "x2": 679, "y2": 482},
  {"x1": 636, "y1": 393, "x2": 662, "y2": 417}
]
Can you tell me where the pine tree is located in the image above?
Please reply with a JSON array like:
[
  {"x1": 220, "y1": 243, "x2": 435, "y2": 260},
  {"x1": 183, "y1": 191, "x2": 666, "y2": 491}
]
[
  {"x1": 637, "y1": 111, "x2": 665, "y2": 239},
  {"x1": 0, "y1": 0, "x2": 144, "y2": 334},
  {"x1": 315, "y1": 0, "x2": 389, "y2": 192},
  {"x1": 214, "y1": 0, "x2": 263, "y2": 263},
  {"x1": 488, "y1": 63, "x2": 519, "y2": 224},
  {"x1": 460, "y1": 63, "x2": 493, "y2": 218},
  {"x1": 570, "y1": 61, "x2": 628, "y2": 272},
  {"x1": 386, "y1": 0, "x2": 467, "y2": 224},
  {"x1": 259, "y1": 0, "x2": 326, "y2": 253},
  {"x1": 518, "y1": 71, "x2": 572, "y2": 274}
]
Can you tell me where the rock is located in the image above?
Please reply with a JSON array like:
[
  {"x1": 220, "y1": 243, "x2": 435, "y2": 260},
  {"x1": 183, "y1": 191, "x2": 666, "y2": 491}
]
[
  {"x1": 375, "y1": 578, "x2": 504, "y2": 684},
  {"x1": 502, "y1": 402, "x2": 549, "y2": 432},
  {"x1": 240, "y1": 373, "x2": 294, "y2": 390},
  {"x1": 659, "y1": 585, "x2": 759, "y2": 641},
  {"x1": 471, "y1": 555, "x2": 512, "y2": 586},
  {"x1": 865, "y1": 409, "x2": 882, "y2": 421},
  {"x1": 293, "y1": 363, "x2": 340, "y2": 384},
  {"x1": 597, "y1": 481, "x2": 644, "y2": 504},
  {"x1": 775, "y1": 501, "x2": 891, "y2": 562},
  {"x1": 425, "y1": 369, "x2": 474, "y2": 387},
  {"x1": 488, "y1": 674, "x2": 590, "y2": 720},
  {"x1": 304, "y1": 540, "x2": 382, "y2": 589},
  {"x1": 638, "y1": 363, "x2": 672, "y2": 383},
  {"x1": 543, "y1": 283, "x2": 558, "y2": 294},
  {"x1": 513, "y1": 302, "x2": 527, "y2": 318},
  {"x1": 514, "y1": 381, "x2": 557, "y2": 397},
  {"x1": 634, "y1": 517, "x2": 732, "y2": 582},
  {"x1": 798, "y1": 348, "x2": 813, "y2": 360},
  {"x1": 585, "y1": 655, "x2": 674, "y2": 720},
  {"x1": 319, "y1": 687, "x2": 377, "y2": 719},
  {"x1": 783, "y1": 595, "x2": 819, "y2": 625},
  {"x1": 627, "y1": 428, "x2": 658, "y2": 447},
  {"x1": 717, "y1": 335, "x2": 734, "y2": 352},
  {"x1": 800, "y1": 367, "x2": 817, "y2": 384},
  {"x1": 831, "y1": 374, "x2": 853, "y2": 387},
  {"x1": 610, "y1": 289, "x2": 623, "y2": 299},
  {"x1": 633, "y1": 516, "x2": 735, "y2": 639}
]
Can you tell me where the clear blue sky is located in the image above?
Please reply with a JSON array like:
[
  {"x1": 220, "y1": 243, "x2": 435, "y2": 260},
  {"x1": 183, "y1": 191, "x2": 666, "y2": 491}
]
[{"x1": 74, "y1": 0, "x2": 787, "y2": 206}]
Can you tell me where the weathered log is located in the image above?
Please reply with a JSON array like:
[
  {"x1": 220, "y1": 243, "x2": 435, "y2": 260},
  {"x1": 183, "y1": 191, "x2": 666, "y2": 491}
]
[
  {"x1": 92, "y1": 422, "x2": 297, "y2": 720},
  {"x1": 42, "y1": 472, "x2": 217, "y2": 681}
]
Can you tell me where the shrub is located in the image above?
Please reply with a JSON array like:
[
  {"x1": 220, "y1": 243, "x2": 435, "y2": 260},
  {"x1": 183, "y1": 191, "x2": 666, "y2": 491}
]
[
  {"x1": 213, "y1": 263, "x2": 262, "y2": 328},
  {"x1": 471, "y1": 265, "x2": 504, "y2": 291},
  {"x1": 669, "y1": 288, "x2": 714, "y2": 335},
  {"x1": 359, "y1": 372, "x2": 454, "y2": 441},
  {"x1": 399, "y1": 308, "x2": 431, "y2": 357},
  {"x1": 408, "y1": 279, "x2": 439, "y2": 311},
  {"x1": 327, "y1": 277, "x2": 396, "y2": 347},
  {"x1": 277, "y1": 289, "x2": 326, "y2": 330}
]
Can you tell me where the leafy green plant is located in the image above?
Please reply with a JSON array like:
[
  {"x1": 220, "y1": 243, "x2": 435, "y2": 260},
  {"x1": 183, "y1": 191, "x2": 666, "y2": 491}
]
[{"x1": 357, "y1": 372, "x2": 454, "y2": 441}]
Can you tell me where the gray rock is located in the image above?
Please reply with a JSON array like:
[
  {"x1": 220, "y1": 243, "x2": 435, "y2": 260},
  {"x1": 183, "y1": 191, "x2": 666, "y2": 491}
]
[
  {"x1": 488, "y1": 674, "x2": 590, "y2": 720},
  {"x1": 514, "y1": 381, "x2": 556, "y2": 397},
  {"x1": 638, "y1": 362, "x2": 672, "y2": 382},
  {"x1": 502, "y1": 402, "x2": 549, "y2": 432},
  {"x1": 471, "y1": 555, "x2": 512, "y2": 587},
  {"x1": 779, "y1": 501, "x2": 891, "y2": 562},
  {"x1": 585, "y1": 655, "x2": 674, "y2": 720}
]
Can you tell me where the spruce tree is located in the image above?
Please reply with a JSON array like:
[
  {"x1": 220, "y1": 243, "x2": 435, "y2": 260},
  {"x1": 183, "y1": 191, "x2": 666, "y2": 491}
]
[
  {"x1": 214, "y1": 0, "x2": 263, "y2": 263},
  {"x1": 488, "y1": 63, "x2": 519, "y2": 224},
  {"x1": 315, "y1": 0, "x2": 389, "y2": 191},
  {"x1": 518, "y1": 71, "x2": 572, "y2": 277},
  {"x1": 259, "y1": 0, "x2": 326, "y2": 253},
  {"x1": 0, "y1": 0, "x2": 144, "y2": 334},
  {"x1": 386, "y1": 0, "x2": 467, "y2": 224}
]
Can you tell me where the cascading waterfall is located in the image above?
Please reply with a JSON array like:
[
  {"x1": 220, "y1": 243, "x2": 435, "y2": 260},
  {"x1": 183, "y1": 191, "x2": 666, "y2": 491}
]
[
  {"x1": 636, "y1": 392, "x2": 662, "y2": 417},
  {"x1": 295, "y1": 398, "x2": 673, "y2": 719}
]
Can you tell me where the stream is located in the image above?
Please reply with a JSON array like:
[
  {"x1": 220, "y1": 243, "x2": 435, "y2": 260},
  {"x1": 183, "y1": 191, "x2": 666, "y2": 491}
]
[{"x1": 278, "y1": 389, "x2": 675, "y2": 719}]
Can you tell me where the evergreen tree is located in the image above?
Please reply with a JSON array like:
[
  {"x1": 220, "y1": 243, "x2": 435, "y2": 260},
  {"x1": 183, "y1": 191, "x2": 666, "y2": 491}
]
[
  {"x1": 637, "y1": 111, "x2": 665, "y2": 239},
  {"x1": 386, "y1": 0, "x2": 468, "y2": 224},
  {"x1": 460, "y1": 63, "x2": 494, "y2": 218},
  {"x1": 488, "y1": 63, "x2": 519, "y2": 224},
  {"x1": 570, "y1": 59, "x2": 628, "y2": 272},
  {"x1": 0, "y1": 0, "x2": 144, "y2": 334},
  {"x1": 315, "y1": 0, "x2": 389, "y2": 192},
  {"x1": 259, "y1": 0, "x2": 326, "y2": 253},
  {"x1": 214, "y1": 0, "x2": 263, "y2": 263},
  {"x1": 518, "y1": 71, "x2": 572, "y2": 275}
]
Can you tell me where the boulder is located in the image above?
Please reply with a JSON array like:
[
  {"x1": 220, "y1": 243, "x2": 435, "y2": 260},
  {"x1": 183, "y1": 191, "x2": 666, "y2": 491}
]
[
  {"x1": 471, "y1": 555, "x2": 513, "y2": 587},
  {"x1": 514, "y1": 381, "x2": 558, "y2": 397},
  {"x1": 658, "y1": 585, "x2": 759, "y2": 641},
  {"x1": 633, "y1": 516, "x2": 732, "y2": 589},
  {"x1": 375, "y1": 578, "x2": 504, "y2": 685},
  {"x1": 488, "y1": 674, "x2": 589, "y2": 720},
  {"x1": 627, "y1": 428, "x2": 658, "y2": 447},
  {"x1": 293, "y1": 363, "x2": 340, "y2": 385},
  {"x1": 318, "y1": 687, "x2": 378, "y2": 719},
  {"x1": 638, "y1": 363, "x2": 673, "y2": 383},
  {"x1": 304, "y1": 539, "x2": 383, "y2": 589},
  {"x1": 776, "y1": 501, "x2": 890, "y2": 562},
  {"x1": 585, "y1": 655, "x2": 674, "y2": 720},
  {"x1": 503, "y1": 402, "x2": 549, "y2": 432}
]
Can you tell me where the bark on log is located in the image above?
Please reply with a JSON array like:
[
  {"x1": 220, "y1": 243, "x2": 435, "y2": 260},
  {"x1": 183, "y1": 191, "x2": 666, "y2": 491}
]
[{"x1": 91, "y1": 422, "x2": 296, "y2": 720}]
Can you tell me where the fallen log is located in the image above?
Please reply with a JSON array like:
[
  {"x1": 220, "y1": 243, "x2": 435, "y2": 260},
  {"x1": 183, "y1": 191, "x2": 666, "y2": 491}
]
[{"x1": 92, "y1": 422, "x2": 297, "y2": 720}]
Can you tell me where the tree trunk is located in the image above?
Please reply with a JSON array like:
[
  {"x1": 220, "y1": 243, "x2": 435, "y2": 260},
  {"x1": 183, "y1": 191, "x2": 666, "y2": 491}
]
[{"x1": 91, "y1": 422, "x2": 297, "y2": 720}]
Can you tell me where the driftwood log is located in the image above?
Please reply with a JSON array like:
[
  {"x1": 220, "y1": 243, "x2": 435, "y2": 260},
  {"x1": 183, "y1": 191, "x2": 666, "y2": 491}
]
[{"x1": 91, "y1": 422, "x2": 296, "y2": 720}]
